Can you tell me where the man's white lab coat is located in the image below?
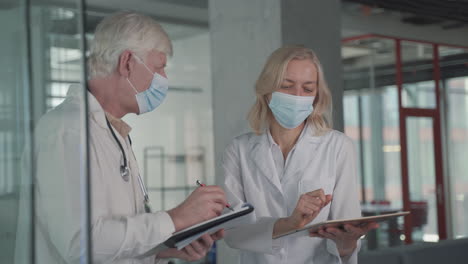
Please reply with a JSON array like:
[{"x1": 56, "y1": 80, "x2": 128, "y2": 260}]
[{"x1": 15, "y1": 86, "x2": 174, "y2": 264}]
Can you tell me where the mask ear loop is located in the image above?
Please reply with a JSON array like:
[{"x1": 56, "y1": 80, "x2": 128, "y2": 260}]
[
  {"x1": 127, "y1": 53, "x2": 157, "y2": 95},
  {"x1": 140, "y1": 60, "x2": 154, "y2": 74},
  {"x1": 126, "y1": 78, "x2": 139, "y2": 94},
  {"x1": 133, "y1": 53, "x2": 154, "y2": 75}
]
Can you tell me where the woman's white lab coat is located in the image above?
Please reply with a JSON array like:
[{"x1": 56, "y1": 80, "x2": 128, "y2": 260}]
[
  {"x1": 15, "y1": 87, "x2": 174, "y2": 264},
  {"x1": 223, "y1": 124, "x2": 361, "y2": 264}
]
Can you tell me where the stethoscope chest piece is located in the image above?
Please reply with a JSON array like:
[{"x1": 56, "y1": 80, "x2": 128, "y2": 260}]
[{"x1": 121, "y1": 166, "x2": 130, "y2": 182}]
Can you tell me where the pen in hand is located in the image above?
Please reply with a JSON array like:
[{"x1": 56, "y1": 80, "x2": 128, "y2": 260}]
[{"x1": 196, "y1": 180, "x2": 234, "y2": 212}]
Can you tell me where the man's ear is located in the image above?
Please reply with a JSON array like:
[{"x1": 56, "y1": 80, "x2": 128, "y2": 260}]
[
  {"x1": 156, "y1": 51, "x2": 167, "y2": 67},
  {"x1": 118, "y1": 50, "x2": 133, "y2": 77}
]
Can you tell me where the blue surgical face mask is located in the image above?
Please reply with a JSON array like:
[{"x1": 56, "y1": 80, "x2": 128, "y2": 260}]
[
  {"x1": 127, "y1": 56, "x2": 169, "y2": 115},
  {"x1": 268, "y1": 92, "x2": 315, "y2": 129}
]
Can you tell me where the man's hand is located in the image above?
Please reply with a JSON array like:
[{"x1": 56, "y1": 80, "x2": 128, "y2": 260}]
[
  {"x1": 156, "y1": 230, "x2": 225, "y2": 261},
  {"x1": 167, "y1": 186, "x2": 227, "y2": 231}
]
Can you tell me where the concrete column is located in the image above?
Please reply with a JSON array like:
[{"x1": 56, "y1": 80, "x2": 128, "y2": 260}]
[
  {"x1": 210, "y1": 0, "x2": 343, "y2": 262},
  {"x1": 210, "y1": 0, "x2": 282, "y2": 187},
  {"x1": 210, "y1": 1, "x2": 281, "y2": 262}
]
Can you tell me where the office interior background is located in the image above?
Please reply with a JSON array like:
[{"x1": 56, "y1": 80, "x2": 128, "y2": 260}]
[{"x1": 1, "y1": 0, "x2": 468, "y2": 263}]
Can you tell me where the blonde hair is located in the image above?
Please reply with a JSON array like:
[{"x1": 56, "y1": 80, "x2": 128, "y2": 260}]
[
  {"x1": 88, "y1": 11, "x2": 173, "y2": 79},
  {"x1": 247, "y1": 45, "x2": 333, "y2": 135}
]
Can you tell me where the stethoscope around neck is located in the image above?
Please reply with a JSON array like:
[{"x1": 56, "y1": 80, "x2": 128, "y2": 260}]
[{"x1": 105, "y1": 116, "x2": 151, "y2": 213}]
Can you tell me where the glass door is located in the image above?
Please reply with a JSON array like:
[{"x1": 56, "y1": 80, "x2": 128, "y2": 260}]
[
  {"x1": 405, "y1": 116, "x2": 440, "y2": 242},
  {"x1": 398, "y1": 40, "x2": 447, "y2": 243}
]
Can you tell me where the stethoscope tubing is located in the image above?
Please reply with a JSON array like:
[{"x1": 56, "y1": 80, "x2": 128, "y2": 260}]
[{"x1": 105, "y1": 116, "x2": 150, "y2": 205}]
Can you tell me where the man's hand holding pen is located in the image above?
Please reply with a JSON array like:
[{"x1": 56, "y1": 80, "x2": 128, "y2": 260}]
[
  {"x1": 167, "y1": 184, "x2": 228, "y2": 232},
  {"x1": 162, "y1": 180, "x2": 230, "y2": 261},
  {"x1": 197, "y1": 180, "x2": 234, "y2": 212}
]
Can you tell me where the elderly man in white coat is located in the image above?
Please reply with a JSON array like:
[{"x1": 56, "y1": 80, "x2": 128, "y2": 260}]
[{"x1": 15, "y1": 12, "x2": 227, "y2": 264}]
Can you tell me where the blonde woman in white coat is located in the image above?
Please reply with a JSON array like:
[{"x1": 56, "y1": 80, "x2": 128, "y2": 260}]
[{"x1": 222, "y1": 45, "x2": 378, "y2": 264}]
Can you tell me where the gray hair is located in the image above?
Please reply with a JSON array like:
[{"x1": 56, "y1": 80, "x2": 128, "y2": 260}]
[{"x1": 88, "y1": 11, "x2": 173, "y2": 79}]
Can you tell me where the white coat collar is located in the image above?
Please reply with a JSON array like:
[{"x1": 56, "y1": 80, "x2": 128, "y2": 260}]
[
  {"x1": 248, "y1": 123, "x2": 326, "y2": 194},
  {"x1": 65, "y1": 85, "x2": 114, "y2": 130}
]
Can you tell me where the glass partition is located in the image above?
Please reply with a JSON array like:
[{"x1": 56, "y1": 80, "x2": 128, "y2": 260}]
[
  {"x1": 441, "y1": 47, "x2": 468, "y2": 239},
  {"x1": 343, "y1": 35, "x2": 468, "y2": 249},
  {"x1": 343, "y1": 37, "x2": 404, "y2": 250},
  {"x1": 0, "y1": 1, "x2": 31, "y2": 263},
  {"x1": 4, "y1": 1, "x2": 223, "y2": 263},
  {"x1": 1, "y1": 0, "x2": 90, "y2": 263},
  {"x1": 401, "y1": 41, "x2": 436, "y2": 109}
]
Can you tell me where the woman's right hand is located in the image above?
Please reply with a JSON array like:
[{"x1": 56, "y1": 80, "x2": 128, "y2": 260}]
[
  {"x1": 273, "y1": 189, "x2": 332, "y2": 237},
  {"x1": 288, "y1": 189, "x2": 332, "y2": 229}
]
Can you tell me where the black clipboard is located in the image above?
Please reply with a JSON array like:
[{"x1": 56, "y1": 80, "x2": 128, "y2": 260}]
[{"x1": 164, "y1": 203, "x2": 254, "y2": 248}]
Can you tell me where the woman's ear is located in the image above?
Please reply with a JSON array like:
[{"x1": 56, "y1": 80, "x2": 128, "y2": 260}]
[{"x1": 118, "y1": 50, "x2": 133, "y2": 78}]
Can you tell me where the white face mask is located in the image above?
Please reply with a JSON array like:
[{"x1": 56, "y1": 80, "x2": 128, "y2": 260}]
[
  {"x1": 268, "y1": 92, "x2": 315, "y2": 129},
  {"x1": 126, "y1": 55, "x2": 169, "y2": 114}
]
